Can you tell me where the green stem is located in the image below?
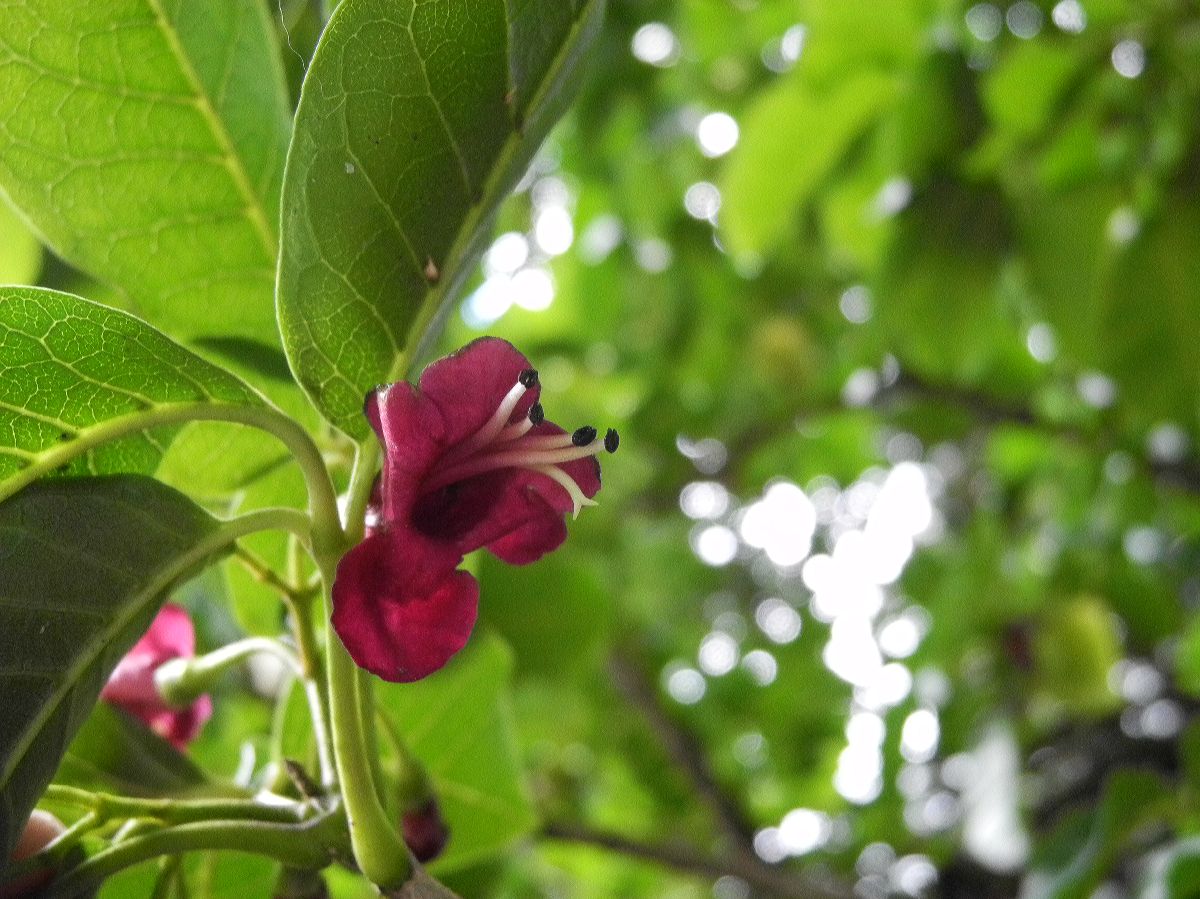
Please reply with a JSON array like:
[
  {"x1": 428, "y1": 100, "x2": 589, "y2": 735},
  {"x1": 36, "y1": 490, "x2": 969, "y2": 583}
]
[
  {"x1": 42, "y1": 785, "x2": 307, "y2": 827},
  {"x1": 236, "y1": 545, "x2": 335, "y2": 786},
  {"x1": 234, "y1": 546, "x2": 316, "y2": 605},
  {"x1": 157, "y1": 637, "x2": 301, "y2": 706},
  {"x1": 224, "y1": 507, "x2": 313, "y2": 546},
  {"x1": 306, "y1": 672, "x2": 337, "y2": 791},
  {"x1": 317, "y1": 439, "x2": 411, "y2": 886},
  {"x1": 321, "y1": 573, "x2": 411, "y2": 889},
  {"x1": 37, "y1": 810, "x2": 100, "y2": 869},
  {"x1": 344, "y1": 439, "x2": 381, "y2": 546},
  {"x1": 0, "y1": 401, "x2": 343, "y2": 559},
  {"x1": 42, "y1": 811, "x2": 348, "y2": 898},
  {"x1": 356, "y1": 669, "x2": 386, "y2": 804}
]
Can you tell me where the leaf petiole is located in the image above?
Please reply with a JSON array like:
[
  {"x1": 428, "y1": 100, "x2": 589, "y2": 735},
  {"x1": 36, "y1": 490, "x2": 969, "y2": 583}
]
[
  {"x1": 0, "y1": 401, "x2": 343, "y2": 560},
  {"x1": 42, "y1": 785, "x2": 308, "y2": 827}
]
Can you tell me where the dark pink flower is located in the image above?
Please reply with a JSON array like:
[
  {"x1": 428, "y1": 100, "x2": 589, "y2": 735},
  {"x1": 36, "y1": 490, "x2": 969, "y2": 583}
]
[
  {"x1": 332, "y1": 338, "x2": 616, "y2": 682},
  {"x1": 100, "y1": 604, "x2": 212, "y2": 748}
]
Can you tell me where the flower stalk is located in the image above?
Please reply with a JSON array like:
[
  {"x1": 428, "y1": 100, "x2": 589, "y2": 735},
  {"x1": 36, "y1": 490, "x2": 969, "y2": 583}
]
[
  {"x1": 318, "y1": 548, "x2": 413, "y2": 889},
  {"x1": 154, "y1": 637, "x2": 300, "y2": 706}
]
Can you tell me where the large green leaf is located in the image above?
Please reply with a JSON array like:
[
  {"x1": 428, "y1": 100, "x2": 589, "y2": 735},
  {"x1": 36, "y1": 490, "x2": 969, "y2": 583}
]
[
  {"x1": 874, "y1": 179, "x2": 1026, "y2": 384},
  {"x1": 982, "y1": 41, "x2": 1087, "y2": 140},
  {"x1": 0, "y1": 475, "x2": 221, "y2": 868},
  {"x1": 276, "y1": 0, "x2": 605, "y2": 436},
  {"x1": 0, "y1": 196, "x2": 40, "y2": 285},
  {"x1": 0, "y1": 286, "x2": 263, "y2": 502},
  {"x1": 0, "y1": 0, "x2": 290, "y2": 362},
  {"x1": 378, "y1": 632, "x2": 536, "y2": 874},
  {"x1": 1022, "y1": 190, "x2": 1200, "y2": 425}
]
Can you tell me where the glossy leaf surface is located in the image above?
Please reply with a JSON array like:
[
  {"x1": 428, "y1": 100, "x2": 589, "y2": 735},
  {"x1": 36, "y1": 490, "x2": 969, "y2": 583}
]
[
  {"x1": 0, "y1": 475, "x2": 220, "y2": 866},
  {"x1": 0, "y1": 287, "x2": 262, "y2": 502},
  {"x1": 277, "y1": 0, "x2": 603, "y2": 435},
  {"x1": 0, "y1": 0, "x2": 290, "y2": 372}
]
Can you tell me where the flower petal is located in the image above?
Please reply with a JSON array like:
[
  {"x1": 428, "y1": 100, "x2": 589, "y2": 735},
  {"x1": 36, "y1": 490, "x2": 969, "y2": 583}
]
[
  {"x1": 99, "y1": 656, "x2": 161, "y2": 706},
  {"x1": 138, "y1": 603, "x2": 196, "y2": 659},
  {"x1": 412, "y1": 468, "x2": 569, "y2": 563},
  {"x1": 485, "y1": 489, "x2": 569, "y2": 564},
  {"x1": 147, "y1": 694, "x2": 213, "y2": 749},
  {"x1": 418, "y1": 338, "x2": 540, "y2": 447},
  {"x1": 374, "y1": 382, "x2": 448, "y2": 522},
  {"x1": 410, "y1": 421, "x2": 599, "y2": 560},
  {"x1": 101, "y1": 604, "x2": 195, "y2": 706},
  {"x1": 331, "y1": 529, "x2": 478, "y2": 682},
  {"x1": 101, "y1": 605, "x2": 211, "y2": 748}
]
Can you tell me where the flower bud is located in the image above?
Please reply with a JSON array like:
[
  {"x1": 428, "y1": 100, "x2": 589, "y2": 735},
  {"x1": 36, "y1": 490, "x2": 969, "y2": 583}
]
[
  {"x1": 400, "y1": 799, "x2": 450, "y2": 863},
  {"x1": 0, "y1": 810, "x2": 65, "y2": 898},
  {"x1": 100, "y1": 604, "x2": 211, "y2": 748}
]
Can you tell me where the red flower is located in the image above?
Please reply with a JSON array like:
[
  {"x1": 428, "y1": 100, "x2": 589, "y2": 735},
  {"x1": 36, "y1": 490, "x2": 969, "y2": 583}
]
[
  {"x1": 332, "y1": 338, "x2": 616, "y2": 682},
  {"x1": 100, "y1": 604, "x2": 212, "y2": 748}
]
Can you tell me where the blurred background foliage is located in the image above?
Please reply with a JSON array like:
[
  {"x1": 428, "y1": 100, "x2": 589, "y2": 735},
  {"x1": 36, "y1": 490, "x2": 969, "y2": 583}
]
[
  {"x1": 11, "y1": 0, "x2": 1200, "y2": 896},
  {"x1": 440, "y1": 0, "x2": 1200, "y2": 895}
]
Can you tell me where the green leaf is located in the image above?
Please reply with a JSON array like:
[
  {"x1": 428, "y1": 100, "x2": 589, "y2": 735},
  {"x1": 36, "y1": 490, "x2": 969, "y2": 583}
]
[
  {"x1": 1028, "y1": 770, "x2": 1171, "y2": 899},
  {"x1": 220, "y1": 462, "x2": 307, "y2": 636},
  {"x1": 478, "y1": 552, "x2": 613, "y2": 676},
  {"x1": 276, "y1": 0, "x2": 605, "y2": 435},
  {"x1": 875, "y1": 179, "x2": 1023, "y2": 382},
  {"x1": 1141, "y1": 837, "x2": 1200, "y2": 899},
  {"x1": 54, "y1": 704, "x2": 209, "y2": 798},
  {"x1": 378, "y1": 632, "x2": 536, "y2": 874},
  {"x1": 0, "y1": 196, "x2": 40, "y2": 285},
  {"x1": 1023, "y1": 191, "x2": 1200, "y2": 424},
  {"x1": 0, "y1": 286, "x2": 263, "y2": 502},
  {"x1": 0, "y1": 0, "x2": 290, "y2": 367},
  {"x1": 983, "y1": 41, "x2": 1087, "y2": 140},
  {"x1": 720, "y1": 69, "x2": 898, "y2": 262},
  {"x1": 0, "y1": 475, "x2": 221, "y2": 867},
  {"x1": 96, "y1": 861, "x2": 162, "y2": 899},
  {"x1": 182, "y1": 852, "x2": 282, "y2": 899}
]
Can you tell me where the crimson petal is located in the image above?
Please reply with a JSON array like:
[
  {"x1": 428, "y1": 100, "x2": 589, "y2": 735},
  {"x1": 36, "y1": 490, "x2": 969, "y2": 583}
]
[
  {"x1": 418, "y1": 338, "x2": 540, "y2": 447},
  {"x1": 331, "y1": 530, "x2": 479, "y2": 682}
]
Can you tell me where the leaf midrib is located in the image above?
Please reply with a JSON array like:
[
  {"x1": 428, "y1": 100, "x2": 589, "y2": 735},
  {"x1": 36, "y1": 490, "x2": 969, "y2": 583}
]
[
  {"x1": 389, "y1": 0, "x2": 603, "y2": 383},
  {"x1": 144, "y1": 0, "x2": 278, "y2": 261}
]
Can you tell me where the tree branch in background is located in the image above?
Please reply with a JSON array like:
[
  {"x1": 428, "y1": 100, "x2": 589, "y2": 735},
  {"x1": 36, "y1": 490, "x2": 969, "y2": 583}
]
[
  {"x1": 602, "y1": 652, "x2": 855, "y2": 899},
  {"x1": 608, "y1": 651, "x2": 756, "y2": 847},
  {"x1": 884, "y1": 370, "x2": 1200, "y2": 495},
  {"x1": 542, "y1": 822, "x2": 852, "y2": 899}
]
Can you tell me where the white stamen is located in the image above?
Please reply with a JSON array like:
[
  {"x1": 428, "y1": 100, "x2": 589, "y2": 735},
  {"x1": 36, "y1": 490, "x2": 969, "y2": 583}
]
[
  {"x1": 503, "y1": 431, "x2": 578, "y2": 449},
  {"x1": 455, "y1": 379, "x2": 528, "y2": 456},
  {"x1": 426, "y1": 439, "x2": 605, "y2": 492},
  {"x1": 533, "y1": 465, "x2": 599, "y2": 519},
  {"x1": 495, "y1": 414, "x2": 537, "y2": 444},
  {"x1": 487, "y1": 439, "x2": 605, "y2": 467}
]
